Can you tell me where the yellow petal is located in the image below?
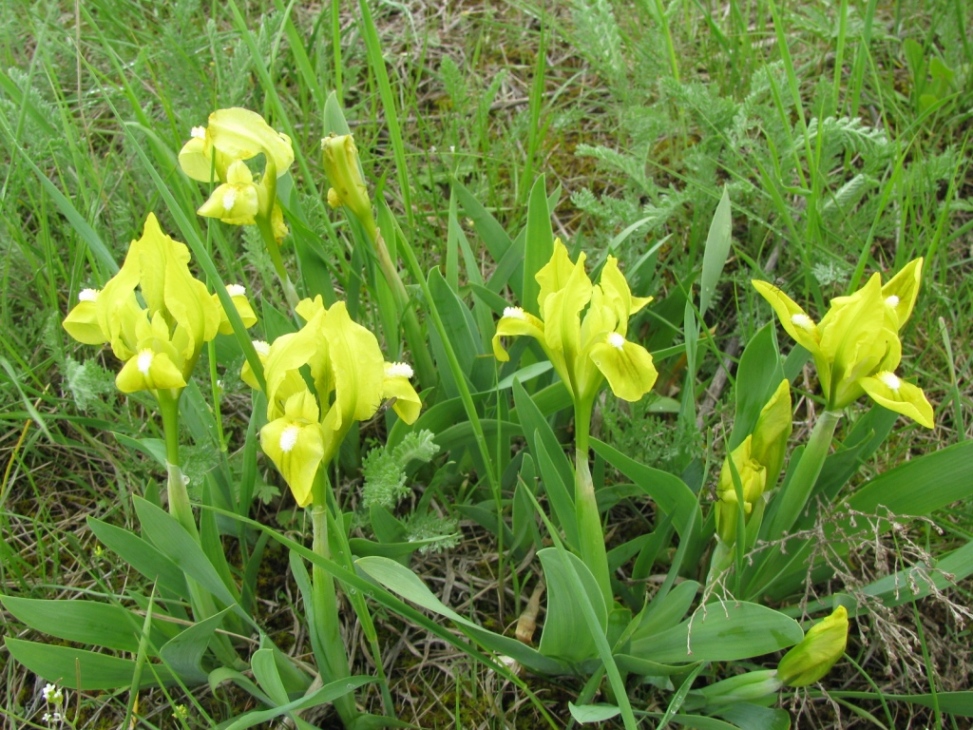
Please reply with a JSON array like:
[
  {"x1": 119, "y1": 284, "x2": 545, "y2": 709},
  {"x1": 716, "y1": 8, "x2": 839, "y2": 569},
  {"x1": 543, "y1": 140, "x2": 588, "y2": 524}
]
[
  {"x1": 881, "y1": 258, "x2": 922, "y2": 330},
  {"x1": 63, "y1": 291, "x2": 107, "y2": 345},
  {"x1": 534, "y1": 238, "x2": 578, "y2": 313},
  {"x1": 587, "y1": 332, "x2": 658, "y2": 403},
  {"x1": 207, "y1": 108, "x2": 294, "y2": 176},
  {"x1": 383, "y1": 362, "x2": 422, "y2": 424},
  {"x1": 321, "y1": 301, "x2": 386, "y2": 430},
  {"x1": 115, "y1": 348, "x2": 187, "y2": 393},
  {"x1": 197, "y1": 160, "x2": 259, "y2": 225},
  {"x1": 859, "y1": 371, "x2": 935, "y2": 429},
  {"x1": 321, "y1": 134, "x2": 373, "y2": 226},
  {"x1": 260, "y1": 389, "x2": 324, "y2": 507},
  {"x1": 752, "y1": 280, "x2": 821, "y2": 355},
  {"x1": 215, "y1": 284, "x2": 258, "y2": 335},
  {"x1": 596, "y1": 256, "x2": 652, "y2": 336},
  {"x1": 750, "y1": 379, "x2": 792, "y2": 481},
  {"x1": 491, "y1": 306, "x2": 546, "y2": 362},
  {"x1": 241, "y1": 340, "x2": 270, "y2": 391}
]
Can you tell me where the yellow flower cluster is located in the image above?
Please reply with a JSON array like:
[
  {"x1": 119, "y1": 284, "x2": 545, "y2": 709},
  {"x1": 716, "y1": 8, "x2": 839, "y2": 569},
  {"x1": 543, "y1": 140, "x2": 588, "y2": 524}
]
[
  {"x1": 62, "y1": 213, "x2": 257, "y2": 394},
  {"x1": 492, "y1": 240, "x2": 658, "y2": 410},
  {"x1": 753, "y1": 259, "x2": 933, "y2": 427},
  {"x1": 179, "y1": 108, "x2": 293, "y2": 242},
  {"x1": 242, "y1": 297, "x2": 421, "y2": 506}
]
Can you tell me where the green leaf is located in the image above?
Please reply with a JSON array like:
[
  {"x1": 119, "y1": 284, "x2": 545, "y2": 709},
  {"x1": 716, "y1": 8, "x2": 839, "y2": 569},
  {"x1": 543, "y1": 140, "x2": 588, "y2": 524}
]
[
  {"x1": 0, "y1": 596, "x2": 171, "y2": 654},
  {"x1": 158, "y1": 608, "x2": 233, "y2": 686},
  {"x1": 133, "y1": 497, "x2": 240, "y2": 613},
  {"x1": 715, "y1": 703, "x2": 791, "y2": 730},
  {"x1": 629, "y1": 580, "x2": 700, "y2": 642},
  {"x1": 224, "y1": 676, "x2": 375, "y2": 730},
  {"x1": 427, "y1": 266, "x2": 488, "y2": 397},
  {"x1": 729, "y1": 323, "x2": 784, "y2": 450},
  {"x1": 537, "y1": 548, "x2": 605, "y2": 665},
  {"x1": 356, "y1": 556, "x2": 568, "y2": 675},
  {"x1": 628, "y1": 602, "x2": 803, "y2": 665},
  {"x1": 830, "y1": 691, "x2": 973, "y2": 717},
  {"x1": 523, "y1": 175, "x2": 553, "y2": 315},
  {"x1": 569, "y1": 702, "x2": 621, "y2": 723},
  {"x1": 512, "y1": 379, "x2": 578, "y2": 546},
  {"x1": 848, "y1": 440, "x2": 973, "y2": 515},
  {"x1": 590, "y1": 438, "x2": 699, "y2": 541},
  {"x1": 86, "y1": 517, "x2": 188, "y2": 598},
  {"x1": 4, "y1": 638, "x2": 176, "y2": 690},
  {"x1": 452, "y1": 179, "x2": 515, "y2": 267},
  {"x1": 699, "y1": 186, "x2": 732, "y2": 316}
]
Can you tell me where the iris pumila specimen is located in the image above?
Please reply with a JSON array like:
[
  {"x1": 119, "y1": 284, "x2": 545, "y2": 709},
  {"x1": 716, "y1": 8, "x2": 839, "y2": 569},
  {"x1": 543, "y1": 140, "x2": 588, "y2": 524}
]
[
  {"x1": 493, "y1": 240, "x2": 657, "y2": 608},
  {"x1": 753, "y1": 259, "x2": 932, "y2": 428},
  {"x1": 244, "y1": 295, "x2": 421, "y2": 507},
  {"x1": 179, "y1": 107, "x2": 297, "y2": 305},
  {"x1": 243, "y1": 295, "x2": 420, "y2": 727},
  {"x1": 62, "y1": 212, "x2": 256, "y2": 540},
  {"x1": 753, "y1": 259, "x2": 934, "y2": 540}
]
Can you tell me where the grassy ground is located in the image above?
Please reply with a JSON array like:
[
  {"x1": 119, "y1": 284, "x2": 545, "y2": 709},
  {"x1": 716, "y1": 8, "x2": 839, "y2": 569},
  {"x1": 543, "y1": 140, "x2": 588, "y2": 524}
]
[{"x1": 1, "y1": 0, "x2": 972, "y2": 727}]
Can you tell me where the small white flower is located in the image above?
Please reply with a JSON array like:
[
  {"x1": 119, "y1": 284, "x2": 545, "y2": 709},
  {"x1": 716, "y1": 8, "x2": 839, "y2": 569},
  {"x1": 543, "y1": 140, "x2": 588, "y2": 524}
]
[
  {"x1": 226, "y1": 284, "x2": 247, "y2": 297},
  {"x1": 190, "y1": 126, "x2": 206, "y2": 139},
  {"x1": 885, "y1": 294, "x2": 900, "y2": 308},
  {"x1": 78, "y1": 288, "x2": 99, "y2": 302},
  {"x1": 503, "y1": 306, "x2": 526, "y2": 319},
  {"x1": 42, "y1": 683, "x2": 63, "y2": 705}
]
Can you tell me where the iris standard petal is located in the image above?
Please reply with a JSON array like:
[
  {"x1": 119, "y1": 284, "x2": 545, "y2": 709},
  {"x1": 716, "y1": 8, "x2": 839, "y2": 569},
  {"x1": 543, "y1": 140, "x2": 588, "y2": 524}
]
[
  {"x1": 321, "y1": 301, "x2": 386, "y2": 430},
  {"x1": 881, "y1": 258, "x2": 922, "y2": 330},
  {"x1": 207, "y1": 108, "x2": 294, "y2": 176}
]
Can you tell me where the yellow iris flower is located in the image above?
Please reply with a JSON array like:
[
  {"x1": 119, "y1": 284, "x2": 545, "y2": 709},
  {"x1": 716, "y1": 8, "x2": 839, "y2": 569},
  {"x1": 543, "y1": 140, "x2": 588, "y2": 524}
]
[
  {"x1": 251, "y1": 296, "x2": 421, "y2": 506},
  {"x1": 63, "y1": 213, "x2": 257, "y2": 395},
  {"x1": 492, "y1": 239, "x2": 658, "y2": 409},
  {"x1": 753, "y1": 259, "x2": 933, "y2": 428},
  {"x1": 179, "y1": 108, "x2": 294, "y2": 241}
]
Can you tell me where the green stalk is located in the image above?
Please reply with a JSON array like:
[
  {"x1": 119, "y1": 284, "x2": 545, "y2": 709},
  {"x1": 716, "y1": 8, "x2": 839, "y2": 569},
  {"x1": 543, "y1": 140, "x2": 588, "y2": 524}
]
[
  {"x1": 255, "y1": 214, "x2": 299, "y2": 310},
  {"x1": 158, "y1": 390, "x2": 196, "y2": 537},
  {"x1": 157, "y1": 389, "x2": 240, "y2": 668},
  {"x1": 323, "y1": 488, "x2": 396, "y2": 718},
  {"x1": 764, "y1": 410, "x2": 842, "y2": 541},
  {"x1": 573, "y1": 399, "x2": 612, "y2": 612},
  {"x1": 363, "y1": 221, "x2": 436, "y2": 389},
  {"x1": 310, "y1": 477, "x2": 358, "y2": 728}
]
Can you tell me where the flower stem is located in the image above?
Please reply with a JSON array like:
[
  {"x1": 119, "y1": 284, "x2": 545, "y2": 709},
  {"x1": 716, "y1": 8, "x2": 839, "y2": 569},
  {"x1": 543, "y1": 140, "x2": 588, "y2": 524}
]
[
  {"x1": 310, "y1": 477, "x2": 358, "y2": 727},
  {"x1": 158, "y1": 390, "x2": 196, "y2": 537},
  {"x1": 763, "y1": 410, "x2": 842, "y2": 542},
  {"x1": 256, "y1": 214, "x2": 299, "y2": 310},
  {"x1": 573, "y1": 399, "x2": 612, "y2": 612}
]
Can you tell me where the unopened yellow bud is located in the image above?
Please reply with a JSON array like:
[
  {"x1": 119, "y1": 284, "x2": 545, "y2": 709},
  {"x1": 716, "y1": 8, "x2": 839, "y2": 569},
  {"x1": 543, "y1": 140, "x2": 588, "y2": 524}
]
[
  {"x1": 777, "y1": 606, "x2": 849, "y2": 687},
  {"x1": 321, "y1": 134, "x2": 374, "y2": 229}
]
